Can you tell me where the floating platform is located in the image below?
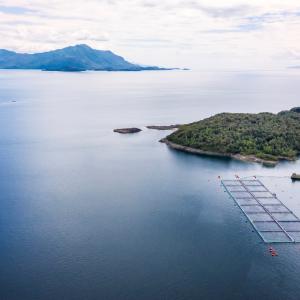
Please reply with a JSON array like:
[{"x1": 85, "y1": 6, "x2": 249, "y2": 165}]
[
  {"x1": 222, "y1": 179, "x2": 300, "y2": 243},
  {"x1": 291, "y1": 173, "x2": 300, "y2": 180}
]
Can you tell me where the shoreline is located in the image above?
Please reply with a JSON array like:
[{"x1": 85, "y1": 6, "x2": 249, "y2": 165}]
[{"x1": 160, "y1": 138, "x2": 281, "y2": 166}]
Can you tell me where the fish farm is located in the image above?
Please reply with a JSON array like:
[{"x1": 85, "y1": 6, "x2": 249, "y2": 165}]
[{"x1": 222, "y1": 179, "x2": 300, "y2": 243}]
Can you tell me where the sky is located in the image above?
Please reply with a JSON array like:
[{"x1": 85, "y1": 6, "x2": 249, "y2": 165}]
[{"x1": 0, "y1": 0, "x2": 300, "y2": 70}]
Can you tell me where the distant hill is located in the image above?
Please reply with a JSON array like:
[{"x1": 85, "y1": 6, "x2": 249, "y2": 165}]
[{"x1": 0, "y1": 44, "x2": 169, "y2": 72}]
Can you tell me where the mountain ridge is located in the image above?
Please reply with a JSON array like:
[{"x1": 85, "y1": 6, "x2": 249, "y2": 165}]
[{"x1": 0, "y1": 44, "x2": 169, "y2": 72}]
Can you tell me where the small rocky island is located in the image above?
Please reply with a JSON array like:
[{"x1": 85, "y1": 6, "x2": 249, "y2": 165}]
[
  {"x1": 162, "y1": 108, "x2": 300, "y2": 165},
  {"x1": 114, "y1": 128, "x2": 142, "y2": 134},
  {"x1": 146, "y1": 124, "x2": 181, "y2": 130}
]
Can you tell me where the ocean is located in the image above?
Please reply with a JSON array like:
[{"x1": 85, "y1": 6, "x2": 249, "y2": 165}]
[{"x1": 0, "y1": 69, "x2": 300, "y2": 300}]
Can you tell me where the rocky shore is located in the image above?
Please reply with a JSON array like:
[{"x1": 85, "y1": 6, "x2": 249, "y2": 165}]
[
  {"x1": 146, "y1": 124, "x2": 181, "y2": 130},
  {"x1": 160, "y1": 138, "x2": 280, "y2": 166}
]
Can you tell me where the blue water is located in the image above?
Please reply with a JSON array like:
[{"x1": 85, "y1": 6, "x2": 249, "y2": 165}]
[{"x1": 0, "y1": 69, "x2": 300, "y2": 300}]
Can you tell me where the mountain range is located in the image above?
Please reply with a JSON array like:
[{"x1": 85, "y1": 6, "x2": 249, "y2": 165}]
[{"x1": 0, "y1": 44, "x2": 168, "y2": 72}]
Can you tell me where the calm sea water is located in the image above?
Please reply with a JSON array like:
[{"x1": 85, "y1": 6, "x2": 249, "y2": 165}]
[{"x1": 0, "y1": 69, "x2": 300, "y2": 300}]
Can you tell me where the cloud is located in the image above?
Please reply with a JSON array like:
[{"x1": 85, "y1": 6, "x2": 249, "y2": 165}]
[
  {"x1": 0, "y1": 0, "x2": 299, "y2": 69},
  {"x1": 184, "y1": 2, "x2": 254, "y2": 18},
  {"x1": 245, "y1": 10, "x2": 300, "y2": 25},
  {"x1": 200, "y1": 21, "x2": 262, "y2": 34}
]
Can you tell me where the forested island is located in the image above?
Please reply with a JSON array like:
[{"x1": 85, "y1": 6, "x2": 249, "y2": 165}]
[{"x1": 162, "y1": 108, "x2": 300, "y2": 165}]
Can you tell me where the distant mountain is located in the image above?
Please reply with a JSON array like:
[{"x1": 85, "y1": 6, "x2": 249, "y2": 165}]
[{"x1": 0, "y1": 44, "x2": 169, "y2": 72}]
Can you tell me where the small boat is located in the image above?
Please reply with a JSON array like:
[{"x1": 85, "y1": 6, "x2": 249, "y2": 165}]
[{"x1": 291, "y1": 173, "x2": 300, "y2": 181}]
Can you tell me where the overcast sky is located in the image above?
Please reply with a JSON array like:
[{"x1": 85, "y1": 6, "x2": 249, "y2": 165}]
[{"x1": 0, "y1": 0, "x2": 300, "y2": 70}]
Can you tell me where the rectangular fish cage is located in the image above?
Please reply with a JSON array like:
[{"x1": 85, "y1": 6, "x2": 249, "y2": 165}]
[{"x1": 222, "y1": 179, "x2": 300, "y2": 243}]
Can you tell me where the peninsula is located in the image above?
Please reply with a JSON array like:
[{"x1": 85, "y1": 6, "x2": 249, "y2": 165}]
[
  {"x1": 146, "y1": 124, "x2": 180, "y2": 130},
  {"x1": 162, "y1": 108, "x2": 300, "y2": 165},
  {"x1": 0, "y1": 44, "x2": 169, "y2": 72}
]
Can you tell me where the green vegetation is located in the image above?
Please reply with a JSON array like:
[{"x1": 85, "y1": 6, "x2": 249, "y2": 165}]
[{"x1": 166, "y1": 108, "x2": 300, "y2": 162}]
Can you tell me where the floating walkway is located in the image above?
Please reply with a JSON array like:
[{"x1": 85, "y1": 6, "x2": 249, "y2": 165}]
[{"x1": 222, "y1": 179, "x2": 300, "y2": 243}]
